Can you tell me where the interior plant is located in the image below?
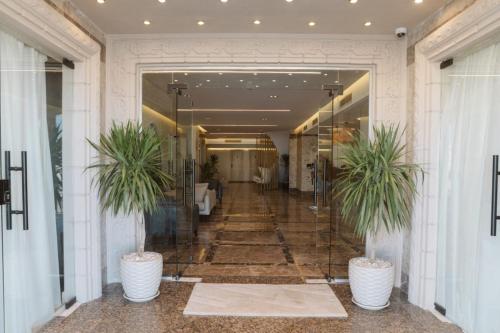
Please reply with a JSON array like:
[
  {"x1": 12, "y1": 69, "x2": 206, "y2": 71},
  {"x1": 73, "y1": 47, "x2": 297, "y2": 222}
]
[
  {"x1": 201, "y1": 154, "x2": 219, "y2": 181},
  {"x1": 334, "y1": 124, "x2": 423, "y2": 310},
  {"x1": 87, "y1": 121, "x2": 174, "y2": 302}
]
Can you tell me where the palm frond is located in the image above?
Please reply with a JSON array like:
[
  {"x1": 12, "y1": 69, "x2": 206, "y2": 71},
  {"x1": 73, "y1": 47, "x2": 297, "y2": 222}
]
[
  {"x1": 87, "y1": 121, "x2": 175, "y2": 216},
  {"x1": 334, "y1": 124, "x2": 423, "y2": 238}
]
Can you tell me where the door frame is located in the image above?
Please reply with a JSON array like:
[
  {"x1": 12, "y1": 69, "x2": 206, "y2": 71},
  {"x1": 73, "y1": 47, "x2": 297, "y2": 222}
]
[
  {"x1": 0, "y1": 0, "x2": 102, "y2": 304},
  {"x1": 409, "y1": 0, "x2": 500, "y2": 311}
]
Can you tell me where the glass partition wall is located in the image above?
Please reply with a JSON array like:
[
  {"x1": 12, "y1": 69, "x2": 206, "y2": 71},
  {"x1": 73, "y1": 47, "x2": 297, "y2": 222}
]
[
  {"x1": 315, "y1": 75, "x2": 369, "y2": 281},
  {"x1": 0, "y1": 30, "x2": 75, "y2": 332},
  {"x1": 142, "y1": 73, "x2": 195, "y2": 279}
]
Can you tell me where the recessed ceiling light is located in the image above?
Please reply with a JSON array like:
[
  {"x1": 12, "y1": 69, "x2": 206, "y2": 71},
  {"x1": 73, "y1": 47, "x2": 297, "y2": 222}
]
[
  {"x1": 335, "y1": 80, "x2": 340, "y2": 83},
  {"x1": 254, "y1": 20, "x2": 261, "y2": 25},
  {"x1": 349, "y1": 0, "x2": 358, "y2": 3},
  {"x1": 323, "y1": 73, "x2": 328, "y2": 76},
  {"x1": 288, "y1": 73, "x2": 293, "y2": 76},
  {"x1": 303, "y1": 80, "x2": 308, "y2": 83},
  {"x1": 414, "y1": 0, "x2": 423, "y2": 3},
  {"x1": 218, "y1": 72, "x2": 223, "y2": 75},
  {"x1": 364, "y1": 21, "x2": 372, "y2": 27},
  {"x1": 144, "y1": 20, "x2": 151, "y2": 25},
  {"x1": 225, "y1": 85, "x2": 230, "y2": 88},
  {"x1": 158, "y1": 0, "x2": 166, "y2": 3},
  {"x1": 184, "y1": 73, "x2": 188, "y2": 76},
  {"x1": 197, "y1": 20, "x2": 205, "y2": 26},
  {"x1": 262, "y1": 118, "x2": 268, "y2": 121},
  {"x1": 220, "y1": 0, "x2": 228, "y2": 2},
  {"x1": 285, "y1": 85, "x2": 289, "y2": 88},
  {"x1": 174, "y1": 79, "x2": 178, "y2": 82},
  {"x1": 240, "y1": 79, "x2": 244, "y2": 82},
  {"x1": 286, "y1": 0, "x2": 293, "y2": 2},
  {"x1": 308, "y1": 21, "x2": 316, "y2": 27},
  {"x1": 272, "y1": 79, "x2": 277, "y2": 82},
  {"x1": 255, "y1": 85, "x2": 260, "y2": 88},
  {"x1": 97, "y1": 0, "x2": 105, "y2": 3},
  {"x1": 206, "y1": 79, "x2": 211, "y2": 82}
]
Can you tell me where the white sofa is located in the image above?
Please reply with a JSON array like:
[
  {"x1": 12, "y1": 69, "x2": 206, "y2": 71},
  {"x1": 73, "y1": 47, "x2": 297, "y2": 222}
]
[{"x1": 195, "y1": 183, "x2": 217, "y2": 216}]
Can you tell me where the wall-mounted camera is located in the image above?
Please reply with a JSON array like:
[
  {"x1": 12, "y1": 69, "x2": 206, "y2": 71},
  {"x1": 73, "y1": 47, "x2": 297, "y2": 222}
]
[{"x1": 395, "y1": 27, "x2": 407, "y2": 39}]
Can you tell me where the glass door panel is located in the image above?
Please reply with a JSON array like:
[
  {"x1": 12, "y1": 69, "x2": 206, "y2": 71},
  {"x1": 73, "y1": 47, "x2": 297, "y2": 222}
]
[
  {"x1": 175, "y1": 89, "x2": 194, "y2": 278},
  {"x1": 435, "y1": 40, "x2": 500, "y2": 333},
  {"x1": 318, "y1": 79, "x2": 368, "y2": 281},
  {"x1": 0, "y1": 30, "x2": 73, "y2": 332},
  {"x1": 142, "y1": 73, "x2": 178, "y2": 277}
]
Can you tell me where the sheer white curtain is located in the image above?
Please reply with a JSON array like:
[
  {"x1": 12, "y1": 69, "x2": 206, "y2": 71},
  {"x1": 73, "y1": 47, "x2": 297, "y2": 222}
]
[
  {"x1": 436, "y1": 41, "x2": 500, "y2": 333},
  {"x1": 0, "y1": 31, "x2": 61, "y2": 332}
]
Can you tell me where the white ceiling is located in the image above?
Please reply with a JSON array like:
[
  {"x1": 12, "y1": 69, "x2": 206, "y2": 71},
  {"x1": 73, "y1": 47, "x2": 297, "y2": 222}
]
[
  {"x1": 72, "y1": 0, "x2": 446, "y2": 35},
  {"x1": 142, "y1": 69, "x2": 368, "y2": 135}
]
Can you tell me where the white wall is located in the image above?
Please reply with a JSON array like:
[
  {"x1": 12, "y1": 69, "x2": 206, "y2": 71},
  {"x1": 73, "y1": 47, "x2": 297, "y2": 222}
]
[{"x1": 106, "y1": 33, "x2": 407, "y2": 284}]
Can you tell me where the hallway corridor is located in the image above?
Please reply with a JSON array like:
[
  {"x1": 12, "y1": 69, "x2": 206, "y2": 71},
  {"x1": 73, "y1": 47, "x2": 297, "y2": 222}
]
[{"x1": 182, "y1": 183, "x2": 364, "y2": 281}]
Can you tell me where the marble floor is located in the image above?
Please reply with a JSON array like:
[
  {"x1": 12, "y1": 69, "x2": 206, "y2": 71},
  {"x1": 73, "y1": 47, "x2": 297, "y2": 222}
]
[
  {"x1": 163, "y1": 183, "x2": 366, "y2": 280},
  {"x1": 42, "y1": 184, "x2": 461, "y2": 332},
  {"x1": 42, "y1": 282, "x2": 461, "y2": 332}
]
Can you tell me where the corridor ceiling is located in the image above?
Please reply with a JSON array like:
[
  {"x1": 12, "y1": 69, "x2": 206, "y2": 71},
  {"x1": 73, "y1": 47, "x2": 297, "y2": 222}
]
[
  {"x1": 142, "y1": 69, "x2": 368, "y2": 135},
  {"x1": 72, "y1": 0, "x2": 447, "y2": 35}
]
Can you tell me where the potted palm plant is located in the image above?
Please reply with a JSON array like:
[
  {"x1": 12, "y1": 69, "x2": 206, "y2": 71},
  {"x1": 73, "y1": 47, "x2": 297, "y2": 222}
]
[
  {"x1": 335, "y1": 124, "x2": 422, "y2": 310},
  {"x1": 88, "y1": 121, "x2": 174, "y2": 302}
]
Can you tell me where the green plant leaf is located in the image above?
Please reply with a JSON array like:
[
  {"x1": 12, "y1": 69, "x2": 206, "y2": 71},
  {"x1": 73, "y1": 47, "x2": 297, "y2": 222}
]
[
  {"x1": 86, "y1": 121, "x2": 175, "y2": 216},
  {"x1": 334, "y1": 124, "x2": 423, "y2": 238}
]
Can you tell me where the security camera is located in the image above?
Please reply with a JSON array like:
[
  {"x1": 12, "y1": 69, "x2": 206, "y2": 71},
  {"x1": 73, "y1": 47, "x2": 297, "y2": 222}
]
[{"x1": 395, "y1": 27, "x2": 407, "y2": 39}]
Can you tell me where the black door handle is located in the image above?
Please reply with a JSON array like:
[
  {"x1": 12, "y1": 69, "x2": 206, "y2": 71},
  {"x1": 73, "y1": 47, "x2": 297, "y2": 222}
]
[
  {"x1": 491, "y1": 155, "x2": 499, "y2": 236},
  {"x1": 4, "y1": 151, "x2": 29, "y2": 231}
]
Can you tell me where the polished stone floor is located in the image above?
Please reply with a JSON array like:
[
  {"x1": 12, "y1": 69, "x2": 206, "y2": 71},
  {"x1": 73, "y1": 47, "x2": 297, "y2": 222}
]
[
  {"x1": 42, "y1": 282, "x2": 461, "y2": 332},
  {"x1": 165, "y1": 183, "x2": 365, "y2": 280},
  {"x1": 41, "y1": 184, "x2": 461, "y2": 332}
]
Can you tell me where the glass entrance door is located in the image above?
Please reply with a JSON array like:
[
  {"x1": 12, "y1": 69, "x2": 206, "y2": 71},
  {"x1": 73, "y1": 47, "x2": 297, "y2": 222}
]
[
  {"x1": 142, "y1": 73, "x2": 195, "y2": 279},
  {"x1": 435, "y1": 40, "x2": 500, "y2": 333},
  {"x1": 0, "y1": 30, "x2": 74, "y2": 332},
  {"x1": 174, "y1": 87, "x2": 195, "y2": 278}
]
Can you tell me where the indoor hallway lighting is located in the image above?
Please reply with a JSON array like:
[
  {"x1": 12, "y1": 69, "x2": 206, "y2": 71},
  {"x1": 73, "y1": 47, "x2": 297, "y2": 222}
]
[
  {"x1": 178, "y1": 108, "x2": 289, "y2": 112},
  {"x1": 197, "y1": 21, "x2": 205, "y2": 26},
  {"x1": 158, "y1": 0, "x2": 166, "y2": 3},
  {"x1": 364, "y1": 21, "x2": 372, "y2": 27},
  {"x1": 349, "y1": 0, "x2": 358, "y2": 3},
  {"x1": 161, "y1": 70, "x2": 322, "y2": 75},
  {"x1": 200, "y1": 124, "x2": 278, "y2": 127},
  {"x1": 143, "y1": 20, "x2": 151, "y2": 26},
  {"x1": 254, "y1": 20, "x2": 261, "y2": 25},
  {"x1": 414, "y1": 0, "x2": 423, "y2": 3},
  {"x1": 308, "y1": 21, "x2": 316, "y2": 27},
  {"x1": 97, "y1": 0, "x2": 105, "y2": 3}
]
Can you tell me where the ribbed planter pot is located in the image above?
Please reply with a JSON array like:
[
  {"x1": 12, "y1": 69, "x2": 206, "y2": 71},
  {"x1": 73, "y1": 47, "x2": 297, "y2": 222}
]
[
  {"x1": 121, "y1": 252, "x2": 163, "y2": 302},
  {"x1": 349, "y1": 257, "x2": 394, "y2": 310}
]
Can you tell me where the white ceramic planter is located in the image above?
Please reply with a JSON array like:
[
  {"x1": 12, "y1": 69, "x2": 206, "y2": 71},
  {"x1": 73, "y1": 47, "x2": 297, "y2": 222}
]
[
  {"x1": 120, "y1": 252, "x2": 163, "y2": 302},
  {"x1": 349, "y1": 257, "x2": 394, "y2": 310}
]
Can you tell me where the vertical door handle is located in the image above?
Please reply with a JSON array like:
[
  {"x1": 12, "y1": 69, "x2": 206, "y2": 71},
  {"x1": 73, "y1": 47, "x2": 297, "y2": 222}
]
[
  {"x1": 491, "y1": 155, "x2": 499, "y2": 236},
  {"x1": 191, "y1": 159, "x2": 196, "y2": 208},
  {"x1": 4, "y1": 151, "x2": 29, "y2": 231}
]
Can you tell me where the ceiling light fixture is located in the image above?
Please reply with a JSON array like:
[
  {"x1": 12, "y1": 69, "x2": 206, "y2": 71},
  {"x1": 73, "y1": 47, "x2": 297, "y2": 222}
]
[
  {"x1": 143, "y1": 20, "x2": 151, "y2": 25},
  {"x1": 158, "y1": 0, "x2": 166, "y2": 3},
  {"x1": 206, "y1": 79, "x2": 211, "y2": 82},
  {"x1": 239, "y1": 79, "x2": 244, "y2": 82},
  {"x1": 225, "y1": 85, "x2": 230, "y2": 88},
  {"x1": 414, "y1": 0, "x2": 423, "y2": 3},
  {"x1": 349, "y1": 0, "x2": 358, "y2": 3},
  {"x1": 220, "y1": 0, "x2": 228, "y2": 2},
  {"x1": 178, "y1": 108, "x2": 290, "y2": 112},
  {"x1": 254, "y1": 20, "x2": 261, "y2": 25},
  {"x1": 97, "y1": 0, "x2": 105, "y2": 3},
  {"x1": 218, "y1": 72, "x2": 223, "y2": 75},
  {"x1": 286, "y1": 0, "x2": 294, "y2": 2},
  {"x1": 167, "y1": 70, "x2": 322, "y2": 75},
  {"x1": 200, "y1": 124, "x2": 278, "y2": 127},
  {"x1": 308, "y1": 21, "x2": 316, "y2": 27},
  {"x1": 364, "y1": 21, "x2": 372, "y2": 27},
  {"x1": 285, "y1": 85, "x2": 289, "y2": 88},
  {"x1": 197, "y1": 20, "x2": 205, "y2": 26},
  {"x1": 272, "y1": 79, "x2": 277, "y2": 82}
]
